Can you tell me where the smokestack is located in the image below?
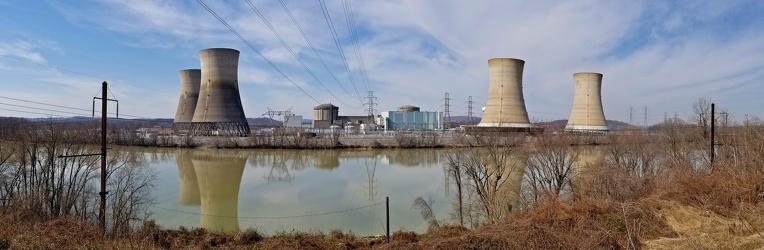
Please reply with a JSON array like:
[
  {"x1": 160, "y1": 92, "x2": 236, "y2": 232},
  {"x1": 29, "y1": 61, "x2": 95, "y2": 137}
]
[
  {"x1": 190, "y1": 48, "x2": 250, "y2": 136},
  {"x1": 477, "y1": 58, "x2": 532, "y2": 128},
  {"x1": 565, "y1": 72, "x2": 608, "y2": 131},
  {"x1": 172, "y1": 69, "x2": 201, "y2": 134}
]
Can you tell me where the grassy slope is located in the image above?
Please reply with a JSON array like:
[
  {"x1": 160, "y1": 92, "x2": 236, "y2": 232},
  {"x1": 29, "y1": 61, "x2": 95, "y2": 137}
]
[{"x1": 2, "y1": 196, "x2": 762, "y2": 249}]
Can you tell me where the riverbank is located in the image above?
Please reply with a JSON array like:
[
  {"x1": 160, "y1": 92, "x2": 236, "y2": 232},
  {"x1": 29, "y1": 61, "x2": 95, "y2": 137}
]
[
  {"x1": 2, "y1": 195, "x2": 761, "y2": 249},
  {"x1": 126, "y1": 131, "x2": 612, "y2": 149}
]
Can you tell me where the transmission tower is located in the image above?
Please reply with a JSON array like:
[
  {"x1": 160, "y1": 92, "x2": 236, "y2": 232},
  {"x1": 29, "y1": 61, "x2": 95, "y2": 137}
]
[
  {"x1": 443, "y1": 92, "x2": 451, "y2": 129},
  {"x1": 643, "y1": 106, "x2": 648, "y2": 128},
  {"x1": 467, "y1": 96, "x2": 473, "y2": 124},
  {"x1": 629, "y1": 106, "x2": 634, "y2": 126},
  {"x1": 364, "y1": 91, "x2": 377, "y2": 124},
  {"x1": 262, "y1": 107, "x2": 294, "y2": 127}
]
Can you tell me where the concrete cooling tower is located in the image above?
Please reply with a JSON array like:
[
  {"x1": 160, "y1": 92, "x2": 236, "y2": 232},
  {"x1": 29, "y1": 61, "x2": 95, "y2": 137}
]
[
  {"x1": 477, "y1": 58, "x2": 532, "y2": 128},
  {"x1": 565, "y1": 72, "x2": 608, "y2": 131},
  {"x1": 172, "y1": 69, "x2": 201, "y2": 134},
  {"x1": 190, "y1": 48, "x2": 250, "y2": 136}
]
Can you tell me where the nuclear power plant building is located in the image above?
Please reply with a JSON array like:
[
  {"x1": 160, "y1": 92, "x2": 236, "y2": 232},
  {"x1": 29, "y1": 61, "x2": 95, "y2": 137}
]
[
  {"x1": 379, "y1": 105, "x2": 442, "y2": 130},
  {"x1": 188, "y1": 48, "x2": 250, "y2": 136},
  {"x1": 565, "y1": 72, "x2": 608, "y2": 131},
  {"x1": 477, "y1": 58, "x2": 533, "y2": 129}
]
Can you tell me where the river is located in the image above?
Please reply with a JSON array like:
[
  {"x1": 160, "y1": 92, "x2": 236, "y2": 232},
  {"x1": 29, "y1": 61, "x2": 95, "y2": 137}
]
[{"x1": 138, "y1": 147, "x2": 450, "y2": 236}]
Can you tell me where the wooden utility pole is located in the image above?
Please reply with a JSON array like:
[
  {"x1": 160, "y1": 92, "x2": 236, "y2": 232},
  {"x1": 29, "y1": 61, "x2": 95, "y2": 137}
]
[
  {"x1": 99, "y1": 81, "x2": 108, "y2": 233},
  {"x1": 59, "y1": 81, "x2": 115, "y2": 235},
  {"x1": 710, "y1": 103, "x2": 715, "y2": 165}
]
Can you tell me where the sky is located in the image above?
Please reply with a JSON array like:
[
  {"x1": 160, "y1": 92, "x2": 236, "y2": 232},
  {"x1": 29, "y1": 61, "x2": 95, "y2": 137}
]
[{"x1": 0, "y1": 0, "x2": 763, "y2": 124}]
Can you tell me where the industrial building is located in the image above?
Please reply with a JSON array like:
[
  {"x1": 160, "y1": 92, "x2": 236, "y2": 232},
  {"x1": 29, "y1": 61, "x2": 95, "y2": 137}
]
[
  {"x1": 565, "y1": 72, "x2": 608, "y2": 131},
  {"x1": 311, "y1": 103, "x2": 376, "y2": 129},
  {"x1": 477, "y1": 58, "x2": 533, "y2": 128},
  {"x1": 379, "y1": 105, "x2": 442, "y2": 130},
  {"x1": 187, "y1": 48, "x2": 250, "y2": 136}
]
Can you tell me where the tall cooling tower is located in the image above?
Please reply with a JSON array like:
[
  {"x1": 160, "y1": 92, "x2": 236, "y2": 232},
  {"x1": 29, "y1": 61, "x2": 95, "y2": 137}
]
[
  {"x1": 172, "y1": 69, "x2": 201, "y2": 134},
  {"x1": 477, "y1": 58, "x2": 532, "y2": 128},
  {"x1": 565, "y1": 72, "x2": 608, "y2": 131},
  {"x1": 190, "y1": 48, "x2": 250, "y2": 136}
]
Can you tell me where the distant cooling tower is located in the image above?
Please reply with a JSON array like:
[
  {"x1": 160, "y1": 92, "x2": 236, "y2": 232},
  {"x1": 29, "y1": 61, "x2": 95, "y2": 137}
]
[
  {"x1": 190, "y1": 48, "x2": 250, "y2": 136},
  {"x1": 565, "y1": 72, "x2": 608, "y2": 131},
  {"x1": 172, "y1": 69, "x2": 201, "y2": 134},
  {"x1": 477, "y1": 58, "x2": 532, "y2": 128}
]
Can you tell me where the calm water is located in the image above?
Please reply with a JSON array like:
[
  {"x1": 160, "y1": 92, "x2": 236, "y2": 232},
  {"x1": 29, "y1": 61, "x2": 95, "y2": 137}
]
[{"x1": 139, "y1": 147, "x2": 450, "y2": 235}]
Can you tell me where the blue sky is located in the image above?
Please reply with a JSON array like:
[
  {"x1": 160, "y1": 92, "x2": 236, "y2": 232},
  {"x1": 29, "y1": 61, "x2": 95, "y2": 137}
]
[{"x1": 1, "y1": 0, "x2": 763, "y2": 124}]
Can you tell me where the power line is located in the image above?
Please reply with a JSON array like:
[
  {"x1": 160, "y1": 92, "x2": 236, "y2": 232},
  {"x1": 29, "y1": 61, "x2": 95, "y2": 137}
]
[
  {"x1": 196, "y1": 0, "x2": 321, "y2": 104},
  {"x1": 0, "y1": 95, "x2": 92, "y2": 112},
  {"x1": 244, "y1": 0, "x2": 357, "y2": 108},
  {"x1": 0, "y1": 107, "x2": 82, "y2": 118},
  {"x1": 318, "y1": 0, "x2": 361, "y2": 99},
  {"x1": 0, "y1": 102, "x2": 92, "y2": 117},
  {"x1": 340, "y1": 0, "x2": 371, "y2": 92},
  {"x1": 278, "y1": 0, "x2": 362, "y2": 103}
]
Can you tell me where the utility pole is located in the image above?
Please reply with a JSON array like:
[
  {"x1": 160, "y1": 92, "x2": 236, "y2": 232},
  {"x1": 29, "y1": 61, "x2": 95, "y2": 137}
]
[
  {"x1": 61, "y1": 81, "x2": 116, "y2": 235},
  {"x1": 443, "y1": 93, "x2": 451, "y2": 129},
  {"x1": 98, "y1": 81, "x2": 107, "y2": 234},
  {"x1": 466, "y1": 96, "x2": 473, "y2": 124},
  {"x1": 711, "y1": 103, "x2": 715, "y2": 165}
]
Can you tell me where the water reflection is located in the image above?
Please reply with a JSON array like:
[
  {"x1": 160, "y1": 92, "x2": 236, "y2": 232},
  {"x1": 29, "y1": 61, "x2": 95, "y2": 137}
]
[
  {"x1": 156, "y1": 148, "x2": 449, "y2": 234},
  {"x1": 174, "y1": 150, "x2": 246, "y2": 233},
  {"x1": 176, "y1": 150, "x2": 200, "y2": 206}
]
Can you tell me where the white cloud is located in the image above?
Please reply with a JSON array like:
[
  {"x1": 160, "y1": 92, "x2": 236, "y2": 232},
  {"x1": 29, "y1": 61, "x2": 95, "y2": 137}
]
[
  {"x1": 22, "y1": 0, "x2": 764, "y2": 121},
  {"x1": 0, "y1": 41, "x2": 47, "y2": 64}
]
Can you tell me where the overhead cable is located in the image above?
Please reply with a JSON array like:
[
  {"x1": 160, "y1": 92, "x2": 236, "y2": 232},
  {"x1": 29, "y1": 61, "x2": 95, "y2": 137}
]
[{"x1": 196, "y1": 0, "x2": 321, "y2": 104}]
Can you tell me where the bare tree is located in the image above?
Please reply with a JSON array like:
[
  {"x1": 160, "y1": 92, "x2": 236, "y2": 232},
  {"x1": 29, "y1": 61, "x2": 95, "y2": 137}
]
[
  {"x1": 690, "y1": 97, "x2": 711, "y2": 138},
  {"x1": 443, "y1": 135, "x2": 525, "y2": 224},
  {"x1": 525, "y1": 133, "x2": 579, "y2": 202}
]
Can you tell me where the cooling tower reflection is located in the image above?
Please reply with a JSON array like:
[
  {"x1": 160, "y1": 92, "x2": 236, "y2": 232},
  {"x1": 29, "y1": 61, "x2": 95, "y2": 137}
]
[{"x1": 176, "y1": 150, "x2": 246, "y2": 233}]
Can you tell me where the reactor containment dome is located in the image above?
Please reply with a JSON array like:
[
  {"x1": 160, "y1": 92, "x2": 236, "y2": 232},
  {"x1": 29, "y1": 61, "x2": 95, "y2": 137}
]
[{"x1": 565, "y1": 72, "x2": 608, "y2": 131}]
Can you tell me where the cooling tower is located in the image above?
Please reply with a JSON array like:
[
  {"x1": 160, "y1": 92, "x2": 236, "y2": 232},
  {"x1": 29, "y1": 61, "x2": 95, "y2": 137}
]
[
  {"x1": 190, "y1": 48, "x2": 250, "y2": 136},
  {"x1": 477, "y1": 58, "x2": 532, "y2": 128},
  {"x1": 172, "y1": 69, "x2": 201, "y2": 134},
  {"x1": 565, "y1": 72, "x2": 608, "y2": 131}
]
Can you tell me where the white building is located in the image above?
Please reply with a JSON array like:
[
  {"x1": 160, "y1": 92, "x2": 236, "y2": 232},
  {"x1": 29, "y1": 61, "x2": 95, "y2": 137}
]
[{"x1": 283, "y1": 115, "x2": 303, "y2": 128}]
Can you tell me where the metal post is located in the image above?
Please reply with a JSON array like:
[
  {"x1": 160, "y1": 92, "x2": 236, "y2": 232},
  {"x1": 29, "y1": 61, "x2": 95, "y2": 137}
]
[
  {"x1": 710, "y1": 103, "x2": 715, "y2": 165},
  {"x1": 386, "y1": 196, "x2": 390, "y2": 243},
  {"x1": 100, "y1": 81, "x2": 108, "y2": 234}
]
